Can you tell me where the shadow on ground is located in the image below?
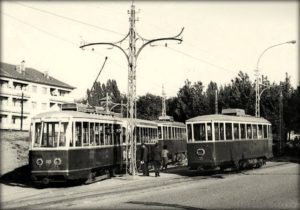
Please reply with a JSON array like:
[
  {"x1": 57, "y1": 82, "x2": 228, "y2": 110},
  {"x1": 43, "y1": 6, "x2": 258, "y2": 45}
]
[
  {"x1": 126, "y1": 201, "x2": 206, "y2": 210},
  {"x1": 0, "y1": 165, "x2": 83, "y2": 189}
]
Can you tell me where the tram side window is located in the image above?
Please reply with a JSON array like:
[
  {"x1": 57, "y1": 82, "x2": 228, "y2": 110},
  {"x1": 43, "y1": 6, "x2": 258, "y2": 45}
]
[
  {"x1": 207, "y1": 123, "x2": 212, "y2": 141},
  {"x1": 258, "y1": 124, "x2": 263, "y2": 139},
  {"x1": 59, "y1": 122, "x2": 68, "y2": 147},
  {"x1": 263, "y1": 125, "x2": 268, "y2": 139},
  {"x1": 247, "y1": 124, "x2": 252, "y2": 139},
  {"x1": 163, "y1": 126, "x2": 167, "y2": 139},
  {"x1": 100, "y1": 124, "x2": 104, "y2": 145},
  {"x1": 233, "y1": 123, "x2": 239, "y2": 140},
  {"x1": 105, "y1": 124, "x2": 112, "y2": 145},
  {"x1": 194, "y1": 123, "x2": 206, "y2": 141},
  {"x1": 253, "y1": 125, "x2": 258, "y2": 139},
  {"x1": 225, "y1": 123, "x2": 232, "y2": 140},
  {"x1": 95, "y1": 123, "x2": 100, "y2": 145},
  {"x1": 82, "y1": 122, "x2": 89, "y2": 146},
  {"x1": 89, "y1": 123, "x2": 95, "y2": 145},
  {"x1": 158, "y1": 126, "x2": 162, "y2": 139},
  {"x1": 34, "y1": 122, "x2": 42, "y2": 147},
  {"x1": 114, "y1": 124, "x2": 121, "y2": 145},
  {"x1": 42, "y1": 122, "x2": 59, "y2": 147},
  {"x1": 240, "y1": 124, "x2": 246, "y2": 139},
  {"x1": 136, "y1": 127, "x2": 140, "y2": 143},
  {"x1": 220, "y1": 123, "x2": 224, "y2": 140},
  {"x1": 214, "y1": 123, "x2": 220, "y2": 141},
  {"x1": 75, "y1": 122, "x2": 82, "y2": 146},
  {"x1": 168, "y1": 127, "x2": 171, "y2": 139},
  {"x1": 187, "y1": 124, "x2": 192, "y2": 141}
]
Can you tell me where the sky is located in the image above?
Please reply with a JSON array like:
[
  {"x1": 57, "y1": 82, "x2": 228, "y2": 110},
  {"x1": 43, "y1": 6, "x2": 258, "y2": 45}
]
[{"x1": 1, "y1": 1, "x2": 299, "y2": 100}]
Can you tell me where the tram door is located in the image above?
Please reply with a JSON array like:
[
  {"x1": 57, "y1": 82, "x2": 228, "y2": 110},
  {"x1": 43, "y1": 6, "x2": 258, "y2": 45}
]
[{"x1": 113, "y1": 124, "x2": 122, "y2": 165}]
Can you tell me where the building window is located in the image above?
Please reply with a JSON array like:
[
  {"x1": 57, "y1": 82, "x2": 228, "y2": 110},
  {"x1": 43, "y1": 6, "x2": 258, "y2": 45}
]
[
  {"x1": 0, "y1": 96, "x2": 8, "y2": 106},
  {"x1": 32, "y1": 101, "x2": 37, "y2": 109},
  {"x1": 0, "y1": 115, "x2": 7, "y2": 124},
  {"x1": 32, "y1": 85, "x2": 37, "y2": 93},
  {"x1": 42, "y1": 87, "x2": 47, "y2": 94},
  {"x1": 42, "y1": 103, "x2": 47, "y2": 110}
]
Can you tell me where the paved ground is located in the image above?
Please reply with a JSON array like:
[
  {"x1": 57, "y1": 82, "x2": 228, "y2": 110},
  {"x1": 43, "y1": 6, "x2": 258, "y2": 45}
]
[{"x1": 0, "y1": 161, "x2": 299, "y2": 209}]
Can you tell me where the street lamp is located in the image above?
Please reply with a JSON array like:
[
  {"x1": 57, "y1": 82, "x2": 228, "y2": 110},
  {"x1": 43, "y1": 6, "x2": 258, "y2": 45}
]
[{"x1": 255, "y1": 40, "x2": 296, "y2": 117}]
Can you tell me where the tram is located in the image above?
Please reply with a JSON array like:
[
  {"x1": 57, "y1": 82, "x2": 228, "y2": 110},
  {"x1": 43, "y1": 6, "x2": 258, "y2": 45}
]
[
  {"x1": 186, "y1": 109, "x2": 273, "y2": 171},
  {"x1": 156, "y1": 116, "x2": 186, "y2": 162},
  {"x1": 29, "y1": 104, "x2": 158, "y2": 184}
]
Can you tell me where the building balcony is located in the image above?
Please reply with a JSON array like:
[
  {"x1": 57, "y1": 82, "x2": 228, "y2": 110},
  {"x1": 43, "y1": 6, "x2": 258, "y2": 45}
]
[
  {"x1": 50, "y1": 94, "x2": 74, "y2": 103},
  {"x1": 0, "y1": 105, "x2": 30, "y2": 114},
  {"x1": 0, "y1": 86, "x2": 30, "y2": 98}
]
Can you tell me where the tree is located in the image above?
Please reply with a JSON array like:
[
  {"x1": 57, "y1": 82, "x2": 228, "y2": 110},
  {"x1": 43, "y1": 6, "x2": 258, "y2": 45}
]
[{"x1": 136, "y1": 93, "x2": 162, "y2": 120}]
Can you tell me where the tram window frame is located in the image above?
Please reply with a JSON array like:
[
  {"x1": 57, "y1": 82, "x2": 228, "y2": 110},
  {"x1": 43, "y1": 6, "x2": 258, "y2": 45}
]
[
  {"x1": 34, "y1": 122, "x2": 42, "y2": 147},
  {"x1": 82, "y1": 122, "x2": 89, "y2": 146},
  {"x1": 105, "y1": 123, "x2": 113, "y2": 145},
  {"x1": 187, "y1": 124, "x2": 192, "y2": 142},
  {"x1": 258, "y1": 124, "x2": 263, "y2": 139},
  {"x1": 214, "y1": 123, "x2": 220, "y2": 141},
  {"x1": 75, "y1": 121, "x2": 82, "y2": 147},
  {"x1": 225, "y1": 123, "x2": 233, "y2": 140},
  {"x1": 207, "y1": 123, "x2": 212, "y2": 141},
  {"x1": 59, "y1": 122, "x2": 68, "y2": 147},
  {"x1": 233, "y1": 123, "x2": 239, "y2": 140},
  {"x1": 219, "y1": 123, "x2": 225, "y2": 140},
  {"x1": 158, "y1": 126, "x2": 162, "y2": 139},
  {"x1": 263, "y1": 125, "x2": 268, "y2": 139},
  {"x1": 41, "y1": 122, "x2": 59, "y2": 147},
  {"x1": 240, "y1": 124, "x2": 246, "y2": 139},
  {"x1": 246, "y1": 124, "x2": 252, "y2": 139},
  {"x1": 252, "y1": 124, "x2": 258, "y2": 139},
  {"x1": 99, "y1": 123, "x2": 104, "y2": 145},
  {"x1": 193, "y1": 123, "x2": 206, "y2": 141},
  {"x1": 95, "y1": 123, "x2": 100, "y2": 145},
  {"x1": 89, "y1": 122, "x2": 95, "y2": 146}
]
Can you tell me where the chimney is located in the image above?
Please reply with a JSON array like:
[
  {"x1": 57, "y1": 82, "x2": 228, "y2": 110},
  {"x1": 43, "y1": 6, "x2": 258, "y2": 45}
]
[
  {"x1": 16, "y1": 60, "x2": 26, "y2": 74},
  {"x1": 43, "y1": 71, "x2": 49, "y2": 79}
]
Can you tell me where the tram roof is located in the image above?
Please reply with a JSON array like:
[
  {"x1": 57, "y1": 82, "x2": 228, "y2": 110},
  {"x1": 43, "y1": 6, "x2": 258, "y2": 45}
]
[
  {"x1": 32, "y1": 111, "x2": 122, "y2": 122},
  {"x1": 155, "y1": 120, "x2": 185, "y2": 127},
  {"x1": 186, "y1": 114, "x2": 271, "y2": 124}
]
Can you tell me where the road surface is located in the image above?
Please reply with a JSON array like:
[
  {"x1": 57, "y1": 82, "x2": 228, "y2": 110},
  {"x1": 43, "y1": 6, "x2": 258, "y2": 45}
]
[{"x1": 1, "y1": 161, "x2": 299, "y2": 209}]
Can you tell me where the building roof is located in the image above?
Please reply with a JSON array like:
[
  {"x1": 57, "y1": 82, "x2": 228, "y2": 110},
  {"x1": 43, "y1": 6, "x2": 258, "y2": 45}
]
[
  {"x1": 0, "y1": 62, "x2": 75, "y2": 89},
  {"x1": 186, "y1": 114, "x2": 271, "y2": 124}
]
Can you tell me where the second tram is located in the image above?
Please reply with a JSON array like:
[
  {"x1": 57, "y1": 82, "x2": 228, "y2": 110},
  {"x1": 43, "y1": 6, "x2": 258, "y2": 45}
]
[{"x1": 186, "y1": 109, "x2": 273, "y2": 171}]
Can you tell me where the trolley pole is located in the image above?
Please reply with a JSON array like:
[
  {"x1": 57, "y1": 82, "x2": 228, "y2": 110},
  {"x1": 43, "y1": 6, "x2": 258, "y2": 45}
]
[
  {"x1": 215, "y1": 89, "x2": 218, "y2": 114},
  {"x1": 80, "y1": 3, "x2": 183, "y2": 176}
]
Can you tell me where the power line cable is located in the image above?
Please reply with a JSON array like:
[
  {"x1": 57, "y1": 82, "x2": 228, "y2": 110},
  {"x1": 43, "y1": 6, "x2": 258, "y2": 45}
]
[
  {"x1": 167, "y1": 46, "x2": 236, "y2": 74},
  {"x1": 14, "y1": 2, "x2": 125, "y2": 36}
]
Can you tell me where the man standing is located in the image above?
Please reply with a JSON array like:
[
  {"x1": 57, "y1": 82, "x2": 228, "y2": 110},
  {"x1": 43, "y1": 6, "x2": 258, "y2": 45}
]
[
  {"x1": 152, "y1": 143, "x2": 161, "y2": 177},
  {"x1": 141, "y1": 143, "x2": 149, "y2": 176}
]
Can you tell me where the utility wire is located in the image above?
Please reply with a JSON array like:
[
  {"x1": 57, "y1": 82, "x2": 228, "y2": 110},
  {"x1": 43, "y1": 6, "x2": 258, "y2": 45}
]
[
  {"x1": 167, "y1": 46, "x2": 236, "y2": 74},
  {"x1": 2, "y1": 11, "x2": 127, "y2": 71},
  {"x1": 14, "y1": 2, "x2": 125, "y2": 36}
]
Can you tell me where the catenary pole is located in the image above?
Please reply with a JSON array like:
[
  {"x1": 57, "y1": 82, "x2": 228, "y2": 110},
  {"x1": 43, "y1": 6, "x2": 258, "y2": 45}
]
[{"x1": 80, "y1": 3, "x2": 183, "y2": 176}]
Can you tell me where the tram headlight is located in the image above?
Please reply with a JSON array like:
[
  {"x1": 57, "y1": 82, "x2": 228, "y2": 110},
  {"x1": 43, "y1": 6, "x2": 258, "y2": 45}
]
[
  {"x1": 36, "y1": 158, "x2": 43, "y2": 167},
  {"x1": 53, "y1": 158, "x2": 62, "y2": 166},
  {"x1": 196, "y1": 148, "x2": 205, "y2": 156}
]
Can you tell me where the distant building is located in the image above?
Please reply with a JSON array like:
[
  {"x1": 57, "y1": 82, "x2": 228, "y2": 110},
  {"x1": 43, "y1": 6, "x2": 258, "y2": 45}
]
[{"x1": 0, "y1": 61, "x2": 75, "y2": 130}]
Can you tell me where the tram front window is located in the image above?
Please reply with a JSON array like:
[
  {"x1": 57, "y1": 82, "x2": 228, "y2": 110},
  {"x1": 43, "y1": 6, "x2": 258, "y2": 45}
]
[
  {"x1": 34, "y1": 122, "x2": 70, "y2": 148},
  {"x1": 207, "y1": 123, "x2": 212, "y2": 141},
  {"x1": 194, "y1": 123, "x2": 206, "y2": 141}
]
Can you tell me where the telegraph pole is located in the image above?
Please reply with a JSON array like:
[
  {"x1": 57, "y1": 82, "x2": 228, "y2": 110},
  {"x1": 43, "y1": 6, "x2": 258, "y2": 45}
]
[
  {"x1": 215, "y1": 89, "x2": 218, "y2": 114},
  {"x1": 161, "y1": 85, "x2": 166, "y2": 117},
  {"x1": 80, "y1": 3, "x2": 183, "y2": 176}
]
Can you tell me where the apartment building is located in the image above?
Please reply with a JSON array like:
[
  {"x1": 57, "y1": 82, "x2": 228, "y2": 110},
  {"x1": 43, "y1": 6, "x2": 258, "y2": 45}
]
[{"x1": 0, "y1": 61, "x2": 75, "y2": 130}]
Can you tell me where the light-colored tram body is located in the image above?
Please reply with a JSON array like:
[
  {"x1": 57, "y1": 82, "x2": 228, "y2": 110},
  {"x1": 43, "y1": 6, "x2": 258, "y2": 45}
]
[
  {"x1": 156, "y1": 120, "x2": 187, "y2": 161},
  {"x1": 186, "y1": 110, "x2": 273, "y2": 171},
  {"x1": 29, "y1": 110, "x2": 158, "y2": 184}
]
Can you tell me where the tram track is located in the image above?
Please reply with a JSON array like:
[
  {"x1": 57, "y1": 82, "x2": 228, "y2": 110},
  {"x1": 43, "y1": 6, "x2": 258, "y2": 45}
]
[{"x1": 1, "y1": 161, "x2": 292, "y2": 209}]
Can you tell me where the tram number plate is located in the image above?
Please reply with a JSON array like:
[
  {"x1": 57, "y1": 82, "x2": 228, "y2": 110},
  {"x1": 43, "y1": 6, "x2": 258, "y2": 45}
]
[{"x1": 198, "y1": 157, "x2": 203, "y2": 160}]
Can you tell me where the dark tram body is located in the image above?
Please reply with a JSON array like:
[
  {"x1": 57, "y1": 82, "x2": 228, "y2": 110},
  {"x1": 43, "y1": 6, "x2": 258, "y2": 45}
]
[
  {"x1": 29, "y1": 109, "x2": 158, "y2": 184},
  {"x1": 156, "y1": 120, "x2": 186, "y2": 161},
  {"x1": 186, "y1": 109, "x2": 273, "y2": 171}
]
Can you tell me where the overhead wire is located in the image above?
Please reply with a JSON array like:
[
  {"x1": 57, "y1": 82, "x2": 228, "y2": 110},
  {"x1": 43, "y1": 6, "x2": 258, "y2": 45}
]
[{"x1": 13, "y1": 2, "x2": 126, "y2": 36}]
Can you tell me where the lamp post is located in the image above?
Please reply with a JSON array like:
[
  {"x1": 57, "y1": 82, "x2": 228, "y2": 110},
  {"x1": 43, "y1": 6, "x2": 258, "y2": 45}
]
[{"x1": 255, "y1": 40, "x2": 296, "y2": 117}]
